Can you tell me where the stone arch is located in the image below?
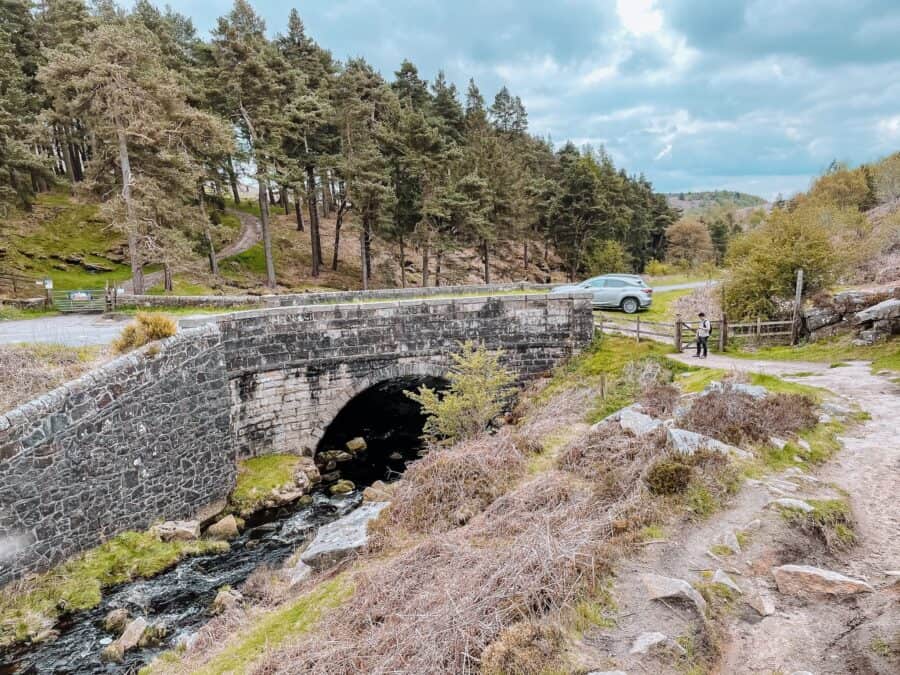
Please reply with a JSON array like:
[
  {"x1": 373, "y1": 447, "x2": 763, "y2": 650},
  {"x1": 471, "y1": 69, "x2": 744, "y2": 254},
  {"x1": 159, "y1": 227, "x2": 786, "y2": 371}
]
[{"x1": 309, "y1": 359, "x2": 450, "y2": 453}]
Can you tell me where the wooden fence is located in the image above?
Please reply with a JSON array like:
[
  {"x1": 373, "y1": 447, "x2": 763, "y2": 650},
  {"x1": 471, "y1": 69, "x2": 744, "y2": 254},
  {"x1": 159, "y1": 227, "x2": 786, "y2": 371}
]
[{"x1": 595, "y1": 311, "x2": 796, "y2": 350}]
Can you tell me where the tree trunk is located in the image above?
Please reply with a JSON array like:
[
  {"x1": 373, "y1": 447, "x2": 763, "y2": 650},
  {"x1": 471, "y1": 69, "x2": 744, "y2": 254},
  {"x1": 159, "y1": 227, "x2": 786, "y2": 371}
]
[
  {"x1": 421, "y1": 244, "x2": 430, "y2": 287},
  {"x1": 306, "y1": 166, "x2": 321, "y2": 277},
  {"x1": 435, "y1": 250, "x2": 442, "y2": 287},
  {"x1": 321, "y1": 169, "x2": 334, "y2": 214},
  {"x1": 364, "y1": 221, "x2": 372, "y2": 284},
  {"x1": 294, "y1": 188, "x2": 304, "y2": 231},
  {"x1": 523, "y1": 241, "x2": 529, "y2": 274},
  {"x1": 399, "y1": 234, "x2": 407, "y2": 288},
  {"x1": 332, "y1": 205, "x2": 344, "y2": 271},
  {"x1": 360, "y1": 219, "x2": 369, "y2": 290},
  {"x1": 116, "y1": 124, "x2": 143, "y2": 295},
  {"x1": 226, "y1": 155, "x2": 240, "y2": 205},
  {"x1": 267, "y1": 184, "x2": 276, "y2": 206},
  {"x1": 199, "y1": 187, "x2": 219, "y2": 276},
  {"x1": 258, "y1": 172, "x2": 276, "y2": 288},
  {"x1": 163, "y1": 264, "x2": 173, "y2": 292},
  {"x1": 482, "y1": 239, "x2": 490, "y2": 284},
  {"x1": 281, "y1": 184, "x2": 289, "y2": 215}
]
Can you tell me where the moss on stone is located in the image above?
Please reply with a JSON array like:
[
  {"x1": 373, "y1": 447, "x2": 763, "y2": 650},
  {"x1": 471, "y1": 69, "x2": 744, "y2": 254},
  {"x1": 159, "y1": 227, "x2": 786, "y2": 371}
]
[{"x1": 229, "y1": 454, "x2": 302, "y2": 515}]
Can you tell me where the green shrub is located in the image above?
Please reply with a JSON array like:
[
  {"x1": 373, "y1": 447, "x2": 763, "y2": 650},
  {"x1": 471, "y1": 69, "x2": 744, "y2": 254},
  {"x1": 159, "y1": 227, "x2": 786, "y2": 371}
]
[
  {"x1": 112, "y1": 312, "x2": 177, "y2": 354},
  {"x1": 406, "y1": 341, "x2": 515, "y2": 445},
  {"x1": 646, "y1": 459, "x2": 692, "y2": 495}
]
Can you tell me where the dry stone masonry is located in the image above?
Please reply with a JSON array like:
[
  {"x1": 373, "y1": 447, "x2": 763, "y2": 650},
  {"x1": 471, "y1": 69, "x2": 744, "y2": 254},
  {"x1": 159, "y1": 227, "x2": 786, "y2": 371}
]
[{"x1": 0, "y1": 291, "x2": 592, "y2": 586}]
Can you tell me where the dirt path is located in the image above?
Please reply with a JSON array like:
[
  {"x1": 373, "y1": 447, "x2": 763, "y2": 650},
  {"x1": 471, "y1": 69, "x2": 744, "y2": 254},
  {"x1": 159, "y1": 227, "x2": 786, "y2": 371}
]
[
  {"x1": 121, "y1": 208, "x2": 261, "y2": 294},
  {"x1": 577, "y1": 354, "x2": 899, "y2": 674}
]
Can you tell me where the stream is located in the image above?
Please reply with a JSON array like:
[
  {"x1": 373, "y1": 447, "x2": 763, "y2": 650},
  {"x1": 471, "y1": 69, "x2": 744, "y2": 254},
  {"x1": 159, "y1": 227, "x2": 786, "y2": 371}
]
[{"x1": 1, "y1": 376, "x2": 439, "y2": 674}]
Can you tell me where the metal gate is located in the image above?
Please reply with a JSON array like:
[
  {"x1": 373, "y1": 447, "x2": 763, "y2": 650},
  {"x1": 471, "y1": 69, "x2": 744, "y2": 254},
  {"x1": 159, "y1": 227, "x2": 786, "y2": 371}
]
[{"x1": 51, "y1": 289, "x2": 107, "y2": 313}]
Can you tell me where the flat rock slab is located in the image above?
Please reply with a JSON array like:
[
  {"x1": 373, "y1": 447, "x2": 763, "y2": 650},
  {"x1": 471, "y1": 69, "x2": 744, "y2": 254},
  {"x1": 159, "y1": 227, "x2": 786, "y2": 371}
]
[
  {"x1": 703, "y1": 381, "x2": 768, "y2": 399},
  {"x1": 768, "y1": 498, "x2": 815, "y2": 513},
  {"x1": 101, "y1": 617, "x2": 147, "y2": 662},
  {"x1": 667, "y1": 428, "x2": 751, "y2": 460},
  {"x1": 629, "y1": 631, "x2": 685, "y2": 655},
  {"x1": 618, "y1": 407, "x2": 665, "y2": 436},
  {"x1": 300, "y1": 502, "x2": 389, "y2": 570},
  {"x1": 150, "y1": 520, "x2": 200, "y2": 542},
  {"x1": 713, "y1": 569, "x2": 742, "y2": 594},
  {"x1": 641, "y1": 573, "x2": 707, "y2": 614},
  {"x1": 772, "y1": 564, "x2": 874, "y2": 597}
]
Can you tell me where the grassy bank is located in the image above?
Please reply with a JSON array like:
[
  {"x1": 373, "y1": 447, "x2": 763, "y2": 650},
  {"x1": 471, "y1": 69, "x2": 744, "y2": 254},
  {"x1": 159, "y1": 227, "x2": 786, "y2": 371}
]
[{"x1": 727, "y1": 336, "x2": 900, "y2": 372}]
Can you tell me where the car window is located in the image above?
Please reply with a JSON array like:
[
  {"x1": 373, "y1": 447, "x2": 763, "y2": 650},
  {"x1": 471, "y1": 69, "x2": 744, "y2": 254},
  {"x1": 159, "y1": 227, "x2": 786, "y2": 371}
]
[
  {"x1": 584, "y1": 278, "x2": 605, "y2": 288},
  {"x1": 605, "y1": 279, "x2": 627, "y2": 288}
]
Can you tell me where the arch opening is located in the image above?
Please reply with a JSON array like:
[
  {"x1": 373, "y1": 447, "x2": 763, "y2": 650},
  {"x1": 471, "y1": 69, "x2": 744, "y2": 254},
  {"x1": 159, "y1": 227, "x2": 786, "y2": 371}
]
[{"x1": 315, "y1": 375, "x2": 448, "y2": 487}]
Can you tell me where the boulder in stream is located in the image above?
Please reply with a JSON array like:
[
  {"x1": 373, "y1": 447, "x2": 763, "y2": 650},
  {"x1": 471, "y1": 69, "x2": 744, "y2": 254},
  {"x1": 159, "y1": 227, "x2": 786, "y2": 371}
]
[
  {"x1": 102, "y1": 608, "x2": 129, "y2": 634},
  {"x1": 100, "y1": 617, "x2": 147, "y2": 663},
  {"x1": 329, "y1": 479, "x2": 356, "y2": 495},
  {"x1": 346, "y1": 437, "x2": 367, "y2": 452},
  {"x1": 211, "y1": 587, "x2": 243, "y2": 615},
  {"x1": 206, "y1": 515, "x2": 241, "y2": 540},
  {"x1": 300, "y1": 502, "x2": 389, "y2": 569}
]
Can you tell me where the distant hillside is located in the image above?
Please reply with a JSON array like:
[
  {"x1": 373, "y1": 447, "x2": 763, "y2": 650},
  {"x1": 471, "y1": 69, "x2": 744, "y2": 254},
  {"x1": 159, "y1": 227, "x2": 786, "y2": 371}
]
[{"x1": 665, "y1": 190, "x2": 768, "y2": 214}]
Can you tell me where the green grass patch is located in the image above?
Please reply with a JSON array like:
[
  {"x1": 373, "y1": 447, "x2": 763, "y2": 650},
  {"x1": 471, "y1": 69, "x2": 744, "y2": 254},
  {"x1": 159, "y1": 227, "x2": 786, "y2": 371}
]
[
  {"x1": 0, "y1": 531, "x2": 227, "y2": 646},
  {"x1": 675, "y1": 367, "x2": 727, "y2": 393},
  {"x1": 639, "y1": 523, "x2": 665, "y2": 541},
  {"x1": 167, "y1": 575, "x2": 353, "y2": 675},
  {"x1": 640, "y1": 288, "x2": 693, "y2": 321},
  {"x1": 146, "y1": 276, "x2": 218, "y2": 296},
  {"x1": 747, "y1": 373, "x2": 827, "y2": 401},
  {"x1": 685, "y1": 483, "x2": 718, "y2": 519},
  {"x1": 229, "y1": 454, "x2": 302, "y2": 515},
  {"x1": 780, "y1": 498, "x2": 856, "y2": 551},
  {"x1": 709, "y1": 544, "x2": 734, "y2": 557},
  {"x1": 0, "y1": 306, "x2": 59, "y2": 321}
]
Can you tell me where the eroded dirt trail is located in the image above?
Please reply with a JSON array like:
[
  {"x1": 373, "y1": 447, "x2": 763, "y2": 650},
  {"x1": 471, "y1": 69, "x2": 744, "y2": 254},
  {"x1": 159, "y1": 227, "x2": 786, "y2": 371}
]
[{"x1": 579, "y1": 354, "x2": 899, "y2": 674}]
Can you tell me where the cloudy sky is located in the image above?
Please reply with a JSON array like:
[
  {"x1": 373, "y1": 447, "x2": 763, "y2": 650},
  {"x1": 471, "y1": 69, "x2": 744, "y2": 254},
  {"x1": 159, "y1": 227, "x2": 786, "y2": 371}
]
[{"x1": 174, "y1": 0, "x2": 900, "y2": 199}]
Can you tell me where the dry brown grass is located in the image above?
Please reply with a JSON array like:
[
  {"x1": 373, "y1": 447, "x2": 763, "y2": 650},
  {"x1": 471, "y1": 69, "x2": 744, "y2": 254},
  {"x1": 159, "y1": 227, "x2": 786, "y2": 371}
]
[
  {"x1": 639, "y1": 382, "x2": 681, "y2": 417},
  {"x1": 681, "y1": 386, "x2": 818, "y2": 445},
  {"x1": 480, "y1": 621, "x2": 564, "y2": 675},
  {"x1": 0, "y1": 343, "x2": 105, "y2": 412},
  {"x1": 251, "y1": 420, "x2": 673, "y2": 675},
  {"x1": 111, "y1": 312, "x2": 177, "y2": 354},
  {"x1": 369, "y1": 430, "x2": 528, "y2": 542}
]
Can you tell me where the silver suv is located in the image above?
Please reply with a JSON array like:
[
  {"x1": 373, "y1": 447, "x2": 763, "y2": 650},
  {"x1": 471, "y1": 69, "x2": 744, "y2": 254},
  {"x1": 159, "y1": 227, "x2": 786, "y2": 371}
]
[{"x1": 551, "y1": 274, "x2": 653, "y2": 313}]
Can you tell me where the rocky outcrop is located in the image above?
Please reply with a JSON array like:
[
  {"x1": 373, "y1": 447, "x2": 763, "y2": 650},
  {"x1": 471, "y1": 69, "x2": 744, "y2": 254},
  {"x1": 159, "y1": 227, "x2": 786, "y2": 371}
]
[
  {"x1": 772, "y1": 564, "x2": 874, "y2": 597},
  {"x1": 629, "y1": 631, "x2": 685, "y2": 655},
  {"x1": 804, "y1": 285, "x2": 900, "y2": 342},
  {"x1": 300, "y1": 502, "x2": 389, "y2": 570},
  {"x1": 667, "y1": 428, "x2": 751, "y2": 460},
  {"x1": 618, "y1": 407, "x2": 664, "y2": 436}
]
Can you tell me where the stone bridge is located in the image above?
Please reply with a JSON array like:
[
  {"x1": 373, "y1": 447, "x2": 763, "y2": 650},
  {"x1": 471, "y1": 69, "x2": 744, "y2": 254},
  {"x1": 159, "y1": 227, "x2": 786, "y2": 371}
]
[{"x1": 0, "y1": 292, "x2": 592, "y2": 584}]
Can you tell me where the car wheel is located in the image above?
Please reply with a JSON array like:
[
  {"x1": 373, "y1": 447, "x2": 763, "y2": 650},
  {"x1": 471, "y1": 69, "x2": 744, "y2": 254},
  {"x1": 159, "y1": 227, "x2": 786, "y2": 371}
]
[{"x1": 621, "y1": 297, "x2": 639, "y2": 314}]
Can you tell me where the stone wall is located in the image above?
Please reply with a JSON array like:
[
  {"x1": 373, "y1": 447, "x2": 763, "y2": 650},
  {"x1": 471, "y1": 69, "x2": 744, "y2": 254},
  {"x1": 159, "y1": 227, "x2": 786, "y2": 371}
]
[
  {"x1": 187, "y1": 293, "x2": 594, "y2": 458},
  {"x1": 0, "y1": 326, "x2": 234, "y2": 587},
  {"x1": 119, "y1": 281, "x2": 555, "y2": 310}
]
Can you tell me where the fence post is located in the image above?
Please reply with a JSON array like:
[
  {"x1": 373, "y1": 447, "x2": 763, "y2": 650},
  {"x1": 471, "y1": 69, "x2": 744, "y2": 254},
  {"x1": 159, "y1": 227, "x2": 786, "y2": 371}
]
[
  {"x1": 756, "y1": 316, "x2": 762, "y2": 340},
  {"x1": 635, "y1": 315, "x2": 641, "y2": 343},
  {"x1": 719, "y1": 314, "x2": 728, "y2": 351},
  {"x1": 674, "y1": 314, "x2": 682, "y2": 351},
  {"x1": 791, "y1": 269, "x2": 804, "y2": 345}
]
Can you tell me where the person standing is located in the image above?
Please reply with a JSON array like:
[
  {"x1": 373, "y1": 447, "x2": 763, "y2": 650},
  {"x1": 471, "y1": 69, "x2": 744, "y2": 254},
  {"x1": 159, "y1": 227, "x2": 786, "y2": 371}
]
[{"x1": 695, "y1": 312, "x2": 711, "y2": 358}]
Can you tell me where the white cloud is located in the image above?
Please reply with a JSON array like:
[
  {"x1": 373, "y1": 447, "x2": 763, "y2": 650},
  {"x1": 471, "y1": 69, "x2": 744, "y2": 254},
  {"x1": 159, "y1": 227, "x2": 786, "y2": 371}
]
[
  {"x1": 654, "y1": 144, "x2": 673, "y2": 160},
  {"x1": 877, "y1": 115, "x2": 900, "y2": 140},
  {"x1": 616, "y1": 0, "x2": 663, "y2": 36}
]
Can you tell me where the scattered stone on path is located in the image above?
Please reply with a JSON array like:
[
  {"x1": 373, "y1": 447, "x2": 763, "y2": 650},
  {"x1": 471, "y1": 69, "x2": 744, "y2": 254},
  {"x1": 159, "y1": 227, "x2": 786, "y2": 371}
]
[
  {"x1": 150, "y1": 520, "x2": 200, "y2": 542},
  {"x1": 641, "y1": 573, "x2": 707, "y2": 614},
  {"x1": 211, "y1": 587, "x2": 243, "y2": 615},
  {"x1": 667, "y1": 427, "x2": 751, "y2": 460},
  {"x1": 796, "y1": 439, "x2": 811, "y2": 451},
  {"x1": 629, "y1": 631, "x2": 686, "y2": 656},
  {"x1": 329, "y1": 479, "x2": 356, "y2": 495},
  {"x1": 772, "y1": 564, "x2": 875, "y2": 597},
  {"x1": 768, "y1": 498, "x2": 815, "y2": 513},
  {"x1": 745, "y1": 591, "x2": 775, "y2": 617},
  {"x1": 617, "y1": 407, "x2": 664, "y2": 436},
  {"x1": 718, "y1": 530, "x2": 742, "y2": 554},
  {"x1": 206, "y1": 514, "x2": 240, "y2": 540},
  {"x1": 101, "y1": 617, "x2": 147, "y2": 662},
  {"x1": 712, "y1": 569, "x2": 742, "y2": 594},
  {"x1": 301, "y1": 502, "x2": 389, "y2": 570},
  {"x1": 102, "y1": 608, "x2": 129, "y2": 634},
  {"x1": 346, "y1": 437, "x2": 367, "y2": 452},
  {"x1": 744, "y1": 518, "x2": 762, "y2": 531}
]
